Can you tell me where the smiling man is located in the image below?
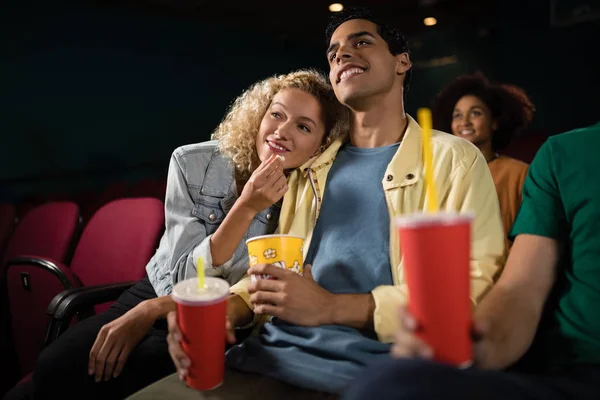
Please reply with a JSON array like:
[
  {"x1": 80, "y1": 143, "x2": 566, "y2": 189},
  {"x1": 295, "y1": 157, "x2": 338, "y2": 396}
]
[{"x1": 128, "y1": 7, "x2": 505, "y2": 400}]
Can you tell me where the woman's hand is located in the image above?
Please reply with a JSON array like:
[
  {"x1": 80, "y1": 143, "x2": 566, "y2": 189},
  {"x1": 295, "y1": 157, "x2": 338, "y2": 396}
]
[
  {"x1": 88, "y1": 302, "x2": 156, "y2": 382},
  {"x1": 238, "y1": 154, "x2": 287, "y2": 214}
]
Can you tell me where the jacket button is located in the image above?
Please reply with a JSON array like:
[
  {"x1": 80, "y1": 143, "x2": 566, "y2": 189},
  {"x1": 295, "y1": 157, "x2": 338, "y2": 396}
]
[
  {"x1": 209, "y1": 213, "x2": 216, "y2": 222},
  {"x1": 406, "y1": 173, "x2": 415, "y2": 180},
  {"x1": 386, "y1": 174, "x2": 393, "y2": 182},
  {"x1": 266, "y1": 213, "x2": 272, "y2": 221}
]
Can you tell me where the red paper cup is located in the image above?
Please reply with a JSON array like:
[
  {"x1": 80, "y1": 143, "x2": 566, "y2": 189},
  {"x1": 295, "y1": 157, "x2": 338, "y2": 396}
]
[
  {"x1": 396, "y1": 212, "x2": 474, "y2": 367},
  {"x1": 172, "y1": 277, "x2": 230, "y2": 390}
]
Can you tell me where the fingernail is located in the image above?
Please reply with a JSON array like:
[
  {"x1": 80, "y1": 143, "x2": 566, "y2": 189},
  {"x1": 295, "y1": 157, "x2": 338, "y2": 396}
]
[
  {"x1": 173, "y1": 333, "x2": 181, "y2": 342},
  {"x1": 178, "y1": 372, "x2": 184, "y2": 381},
  {"x1": 181, "y1": 358, "x2": 190, "y2": 368},
  {"x1": 95, "y1": 377, "x2": 100, "y2": 383},
  {"x1": 88, "y1": 369, "x2": 94, "y2": 375}
]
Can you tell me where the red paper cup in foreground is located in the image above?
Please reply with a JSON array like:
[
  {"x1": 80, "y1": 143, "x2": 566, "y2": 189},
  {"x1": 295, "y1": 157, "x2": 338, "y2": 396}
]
[
  {"x1": 396, "y1": 212, "x2": 474, "y2": 367},
  {"x1": 172, "y1": 277, "x2": 230, "y2": 390}
]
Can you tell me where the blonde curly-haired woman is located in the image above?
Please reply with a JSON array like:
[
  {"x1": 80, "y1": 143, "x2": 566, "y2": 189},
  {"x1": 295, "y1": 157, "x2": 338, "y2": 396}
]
[{"x1": 8, "y1": 70, "x2": 347, "y2": 400}]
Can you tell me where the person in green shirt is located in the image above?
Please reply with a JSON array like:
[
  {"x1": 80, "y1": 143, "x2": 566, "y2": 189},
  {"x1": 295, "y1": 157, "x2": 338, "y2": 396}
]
[{"x1": 344, "y1": 122, "x2": 600, "y2": 400}]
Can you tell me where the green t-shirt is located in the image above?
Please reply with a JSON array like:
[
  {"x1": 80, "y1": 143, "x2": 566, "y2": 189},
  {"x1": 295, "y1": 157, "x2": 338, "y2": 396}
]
[{"x1": 509, "y1": 122, "x2": 600, "y2": 369}]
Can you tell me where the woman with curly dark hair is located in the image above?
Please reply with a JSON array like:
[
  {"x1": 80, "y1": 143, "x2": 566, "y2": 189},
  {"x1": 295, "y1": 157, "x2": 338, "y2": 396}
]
[{"x1": 432, "y1": 72, "x2": 535, "y2": 245}]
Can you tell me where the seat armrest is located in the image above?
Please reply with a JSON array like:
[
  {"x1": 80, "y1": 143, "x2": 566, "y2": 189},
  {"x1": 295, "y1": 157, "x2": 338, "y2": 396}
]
[{"x1": 45, "y1": 281, "x2": 135, "y2": 344}]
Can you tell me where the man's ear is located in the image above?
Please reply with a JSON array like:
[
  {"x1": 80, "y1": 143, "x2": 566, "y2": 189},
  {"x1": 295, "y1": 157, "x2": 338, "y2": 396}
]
[{"x1": 396, "y1": 52, "x2": 412, "y2": 75}]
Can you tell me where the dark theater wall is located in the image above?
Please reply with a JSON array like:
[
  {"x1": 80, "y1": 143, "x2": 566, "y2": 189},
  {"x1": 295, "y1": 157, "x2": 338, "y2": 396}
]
[{"x1": 1, "y1": 0, "x2": 597, "y2": 201}]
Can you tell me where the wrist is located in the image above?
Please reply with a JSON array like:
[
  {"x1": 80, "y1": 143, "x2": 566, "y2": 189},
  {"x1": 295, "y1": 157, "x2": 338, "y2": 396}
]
[
  {"x1": 227, "y1": 294, "x2": 253, "y2": 328},
  {"x1": 321, "y1": 293, "x2": 338, "y2": 325},
  {"x1": 324, "y1": 293, "x2": 375, "y2": 329},
  {"x1": 142, "y1": 296, "x2": 176, "y2": 320},
  {"x1": 138, "y1": 299, "x2": 159, "y2": 321},
  {"x1": 231, "y1": 201, "x2": 260, "y2": 220}
]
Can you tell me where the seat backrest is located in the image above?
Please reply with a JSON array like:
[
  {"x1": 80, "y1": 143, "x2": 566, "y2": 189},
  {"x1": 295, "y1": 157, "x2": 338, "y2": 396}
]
[
  {"x1": 2, "y1": 202, "x2": 80, "y2": 268},
  {"x1": 7, "y1": 261, "x2": 80, "y2": 377},
  {"x1": 80, "y1": 181, "x2": 131, "y2": 223},
  {"x1": 70, "y1": 198, "x2": 164, "y2": 312},
  {"x1": 15, "y1": 195, "x2": 46, "y2": 220},
  {"x1": 0, "y1": 204, "x2": 16, "y2": 260},
  {"x1": 3, "y1": 201, "x2": 80, "y2": 379}
]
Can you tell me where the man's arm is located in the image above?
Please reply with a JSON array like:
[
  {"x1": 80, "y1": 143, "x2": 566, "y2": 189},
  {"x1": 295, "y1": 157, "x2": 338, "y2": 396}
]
[
  {"x1": 475, "y1": 234, "x2": 560, "y2": 369},
  {"x1": 476, "y1": 138, "x2": 566, "y2": 369}
]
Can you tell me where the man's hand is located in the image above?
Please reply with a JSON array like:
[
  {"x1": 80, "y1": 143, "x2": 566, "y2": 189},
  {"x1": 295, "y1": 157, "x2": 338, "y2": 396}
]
[
  {"x1": 391, "y1": 305, "x2": 433, "y2": 360},
  {"x1": 248, "y1": 264, "x2": 334, "y2": 326},
  {"x1": 392, "y1": 305, "x2": 491, "y2": 365},
  {"x1": 88, "y1": 304, "x2": 155, "y2": 382}
]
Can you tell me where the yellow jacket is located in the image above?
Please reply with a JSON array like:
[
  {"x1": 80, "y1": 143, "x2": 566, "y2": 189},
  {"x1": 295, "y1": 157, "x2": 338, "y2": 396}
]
[{"x1": 231, "y1": 115, "x2": 506, "y2": 343}]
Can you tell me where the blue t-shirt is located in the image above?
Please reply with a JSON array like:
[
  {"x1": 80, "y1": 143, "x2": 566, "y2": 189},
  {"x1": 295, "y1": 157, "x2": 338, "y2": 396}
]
[{"x1": 226, "y1": 143, "x2": 399, "y2": 393}]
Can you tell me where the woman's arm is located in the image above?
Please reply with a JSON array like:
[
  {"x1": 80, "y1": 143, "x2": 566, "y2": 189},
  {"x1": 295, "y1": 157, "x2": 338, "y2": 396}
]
[
  {"x1": 88, "y1": 295, "x2": 176, "y2": 382},
  {"x1": 210, "y1": 154, "x2": 286, "y2": 266},
  {"x1": 143, "y1": 295, "x2": 177, "y2": 320},
  {"x1": 164, "y1": 150, "x2": 286, "y2": 287}
]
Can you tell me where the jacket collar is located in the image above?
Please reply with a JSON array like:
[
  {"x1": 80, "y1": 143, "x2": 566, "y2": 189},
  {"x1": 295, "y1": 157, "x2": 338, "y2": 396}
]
[
  {"x1": 296, "y1": 114, "x2": 423, "y2": 188},
  {"x1": 298, "y1": 139, "x2": 344, "y2": 177}
]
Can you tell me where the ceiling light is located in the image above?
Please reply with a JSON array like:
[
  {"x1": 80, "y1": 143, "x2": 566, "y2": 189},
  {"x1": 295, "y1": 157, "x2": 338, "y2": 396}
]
[
  {"x1": 329, "y1": 3, "x2": 344, "y2": 12},
  {"x1": 424, "y1": 17, "x2": 437, "y2": 26}
]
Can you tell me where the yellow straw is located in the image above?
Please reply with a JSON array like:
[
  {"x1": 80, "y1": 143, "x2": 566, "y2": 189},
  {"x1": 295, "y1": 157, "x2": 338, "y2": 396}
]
[
  {"x1": 418, "y1": 108, "x2": 439, "y2": 213},
  {"x1": 197, "y1": 257, "x2": 205, "y2": 289}
]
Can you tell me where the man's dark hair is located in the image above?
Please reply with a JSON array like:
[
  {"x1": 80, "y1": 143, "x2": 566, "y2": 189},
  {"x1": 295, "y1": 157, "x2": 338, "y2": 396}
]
[
  {"x1": 432, "y1": 72, "x2": 536, "y2": 151},
  {"x1": 325, "y1": 6, "x2": 412, "y2": 101}
]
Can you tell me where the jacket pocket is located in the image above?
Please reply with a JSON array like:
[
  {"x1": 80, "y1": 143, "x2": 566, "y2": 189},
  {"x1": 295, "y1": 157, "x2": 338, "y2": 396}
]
[{"x1": 192, "y1": 196, "x2": 225, "y2": 234}]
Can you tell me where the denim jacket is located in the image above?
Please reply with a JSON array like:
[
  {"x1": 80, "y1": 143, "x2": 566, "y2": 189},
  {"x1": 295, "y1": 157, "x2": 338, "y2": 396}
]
[{"x1": 147, "y1": 141, "x2": 280, "y2": 297}]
